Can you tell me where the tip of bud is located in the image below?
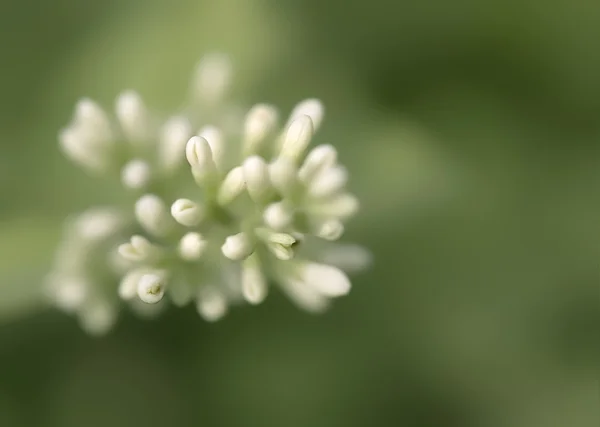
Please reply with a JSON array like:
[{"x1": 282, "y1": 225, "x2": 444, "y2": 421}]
[
  {"x1": 221, "y1": 232, "x2": 254, "y2": 261},
  {"x1": 171, "y1": 199, "x2": 203, "y2": 227},
  {"x1": 178, "y1": 232, "x2": 208, "y2": 261},
  {"x1": 289, "y1": 99, "x2": 324, "y2": 131},
  {"x1": 137, "y1": 273, "x2": 166, "y2": 304},
  {"x1": 121, "y1": 159, "x2": 151, "y2": 189},
  {"x1": 263, "y1": 202, "x2": 294, "y2": 231},
  {"x1": 281, "y1": 115, "x2": 314, "y2": 162}
]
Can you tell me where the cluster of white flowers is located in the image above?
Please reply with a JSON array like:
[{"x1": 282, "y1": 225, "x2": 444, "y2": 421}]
[{"x1": 46, "y1": 54, "x2": 370, "y2": 334}]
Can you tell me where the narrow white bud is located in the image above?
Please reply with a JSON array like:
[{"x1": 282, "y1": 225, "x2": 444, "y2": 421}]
[
  {"x1": 263, "y1": 202, "x2": 293, "y2": 231},
  {"x1": 243, "y1": 104, "x2": 279, "y2": 154},
  {"x1": 314, "y1": 220, "x2": 345, "y2": 241},
  {"x1": 75, "y1": 99, "x2": 112, "y2": 138},
  {"x1": 269, "y1": 157, "x2": 298, "y2": 195},
  {"x1": 115, "y1": 90, "x2": 149, "y2": 143},
  {"x1": 197, "y1": 287, "x2": 228, "y2": 321},
  {"x1": 281, "y1": 115, "x2": 314, "y2": 162},
  {"x1": 178, "y1": 232, "x2": 208, "y2": 261},
  {"x1": 307, "y1": 166, "x2": 348, "y2": 199},
  {"x1": 171, "y1": 199, "x2": 203, "y2": 227},
  {"x1": 221, "y1": 232, "x2": 254, "y2": 261},
  {"x1": 320, "y1": 244, "x2": 372, "y2": 274},
  {"x1": 186, "y1": 136, "x2": 216, "y2": 181},
  {"x1": 308, "y1": 193, "x2": 359, "y2": 219},
  {"x1": 50, "y1": 277, "x2": 88, "y2": 312},
  {"x1": 137, "y1": 273, "x2": 166, "y2": 304},
  {"x1": 301, "y1": 262, "x2": 351, "y2": 297},
  {"x1": 135, "y1": 194, "x2": 172, "y2": 236},
  {"x1": 79, "y1": 301, "x2": 116, "y2": 335},
  {"x1": 217, "y1": 166, "x2": 246, "y2": 205},
  {"x1": 241, "y1": 256, "x2": 267, "y2": 305},
  {"x1": 192, "y1": 53, "x2": 232, "y2": 104},
  {"x1": 299, "y1": 144, "x2": 338, "y2": 183},
  {"x1": 288, "y1": 99, "x2": 324, "y2": 131},
  {"x1": 73, "y1": 208, "x2": 123, "y2": 241},
  {"x1": 121, "y1": 159, "x2": 151, "y2": 189},
  {"x1": 257, "y1": 229, "x2": 297, "y2": 260},
  {"x1": 280, "y1": 277, "x2": 329, "y2": 313},
  {"x1": 158, "y1": 116, "x2": 192, "y2": 172},
  {"x1": 243, "y1": 156, "x2": 272, "y2": 203},
  {"x1": 118, "y1": 235, "x2": 157, "y2": 262},
  {"x1": 59, "y1": 127, "x2": 107, "y2": 172},
  {"x1": 198, "y1": 126, "x2": 224, "y2": 168},
  {"x1": 119, "y1": 269, "x2": 146, "y2": 300}
]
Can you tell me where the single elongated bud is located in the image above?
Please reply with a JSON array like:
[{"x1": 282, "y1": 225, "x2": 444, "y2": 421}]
[
  {"x1": 217, "y1": 166, "x2": 246, "y2": 205},
  {"x1": 158, "y1": 116, "x2": 192, "y2": 172},
  {"x1": 119, "y1": 269, "x2": 147, "y2": 300},
  {"x1": 241, "y1": 255, "x2": 267, "y2": 304},
  {"x1": 115, "y1": 90, "x2": 149, "y2": 143},
  {"x1": 269, "y1": 157, "x2": 298, "y2": 196},
  {"x1": 243, "y1": 104, "x2": 279, "y2": 154},
  {"x1": 257, "y1": 229, "x2": 297, "y2": 261},
  {"x1": 75, "y1": 98, "x2": 112, "y2": 140},
  {"x1": 73, "y1": 208, "x2": 123, "y2": 242},
  {"x1": 137, "y1": 273, "x2": 167, "y2": 304},
  {"x1": 171, "y1": 199, "x2": 203, "y2": 227},
  {"x1": 243, "y1": 156, "x2": 273, "y2": 204},
  {"x1": 280, "y1": 277, "x2": 329, "y2": 314},
  {"x1": 186, "y1": 136, "x2": 216, "y2": 182},
  {"x1": 196, "y1": 287, "x2": 228, "y2": 321},
  {"x1": 79, "y1": 301, "x2": 117, "y2": 335},
  {"x1": 135, "y1": 194, "x2": 173, "y2": 236},
  {"x1": 263, "y1": 202, "x2": 294, "y2": 231},
  {"x1": 280, "y1": 115, "x2": 314, "y2": 162},
  {"x1": 121, "y1": 159, "x2": 151, "y2": 189},
  {"x1": 288, "y1": 98, "x2": 324, "y2": 131},
  {"x1": 314, "y1": 219, "x2": 344, "y2": 241},
  {"x1": 300, "y1": 262, "x2": 351, "y2": 297},
  {"x1": 118, "y1": 235, "x2": 159, "y2": 262},
  {"x1": 308, "y1": 193, "x2": 359, "y2": 219},
  {"x1": 198, "y1": 126, "x2": 224, "y2": 168},
  {"x1": 178, "y1": 232, "x2": 208, "y2": 261},
  {"x1": 192, "y1": 53, "x2": 232, "y2": 104},
  {"x1": 221, "y1": 232, "x2": 254, "y2": 261},
  {"x1": 307, "y1": 166, "x2": 348, "y2": 199},
  {"x1": 298, "y1": 144, "x2": 337, "y2": 183},
  {"x1": 59, "y1": 127, "x2": 108, "y2": 172}
]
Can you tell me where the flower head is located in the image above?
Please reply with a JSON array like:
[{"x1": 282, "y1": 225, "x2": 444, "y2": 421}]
[{"x1": 46, "y1": 54, "x2": 369, "y2": 334}]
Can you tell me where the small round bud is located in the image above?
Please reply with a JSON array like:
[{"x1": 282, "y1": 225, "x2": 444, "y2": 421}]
[
  {"x1": 221, "y1": 232, "x2": 254, "y2": 261},
  {"x1": 171, "y1": 199, "x2": 203, "y2": 227},
  {"x1": 217, "y1": 166, "x2": 246, "y2": 205},
  {"x1": 314, "y1": 220, "x2": 344, "y2": 241},
  {"x1": 117, "y1": 235, "x2": 157, "y2": 262},
  {"x1": 197, "y1": 287, "x2": 228, "y2": 322},
  {"x1": 307, "y1": 166, "x2": 348, "y2": 199},
  {"x1": 263, "y1": 202, "x2": 293, "y2": 231},
  {"x1": 298, "y1": 144, "x2": 338, "y2": 183},
  {"x1": 243, "y1": 156, "x2": 272, "y2": 203},
  {"x1": 243, "y1": 104, "x2": 279, "y2": 154},
  {"x1": 137, "y1": 273, "x2": 166, "y2": 304},
  {"x1": 135, "y1": 194, "x2": 172, "y2": 236},
  {"x1": 121, "y1": 159, "x2": 151, "y2": 189},
  {"x1": 192, "y1": 53, "x2": 232, "y2": 104},
  {"x1": 178, "y1": 232, "x2": 208, "y2": 261},
  {"x1": 115, "y1": 90, "x2": 149, "y2": 143}
]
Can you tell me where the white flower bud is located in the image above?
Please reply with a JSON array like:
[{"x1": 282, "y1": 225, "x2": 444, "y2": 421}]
[
  {"x1": 301, "y1": 262, "x2": 350, "y2": 297},
  {"x1": 186, "y1": 136, "x2": 216, "y2": 181},
  {"x1": 314, "y1": 220, "x2": 344, "y2": 241},
  {"x1": 119, "y1": 269, "x2": 146, "y2": 300},
  {"x1": 198, "y1": 125, "x2": 224, "y2": 168},
  {"x1": 288, "y1": 98, "x2": 324, "y2": 131},
  {"x1": 299, "y1": 144, "x2": 338, "y2": 183},
  {"x1": 118, "y1": 235, "x2": 158, "y2": 262},
  {"x1": 243, "y1": 104, "x2": 279, "y2": 154},
  {"x1": 79, "y1": 300, "x2": 116, "y2": 335},
  {"x1": 115, "y1": 90, "x2": 149, "y2": 143},
  {"x1": 196, "y1": 287, "x2": 228, "y2": 322},
  {"x1": 309, "y1": 193, "x2": 359, "y2": 219},
  {"x1": 217, "y1": 166, "x2": 246, "y2": 205},
  {"x1": 135, "y1": 194, "x2": 172, "y2": 236},
  {"x1": 221, "y1": 232, "x2": 254, "y2": 261},
  {"x1": 269, "y1": 157, "x2": 298, "y2": 196},
  {"x1": 73, "y1": 208, "x2": 123, "y2": 241},
  {"x1": 171, "y1": 199, "x2": 203, "y2": 227},
  {"x1": 178, "y1": 232, "x2": 208, "y2": 261},
  {"x1": 192, "y1": 53, "x2": 232, "y2": 104},
  {"x1": 319, "y1": 244, "x2": 372, "y2": 274},
  {"x1": 280, "y1": 115, "x2": 314, "y2": 162},
  {"x1": 263, "y1": 202, "x2": 294, "y2": 231},
  {"x1": 158, "y1": 116, "x2": 192, "y2": 172},
  {"x1": 121, "y1": 159, "x2": 151, "y2": 190},
  {"x1": 241, "y1": 256, "x2": 267, "y2": 305},
  {"x1": 59, "y1": 127, "x2": 108, "y2": 172},
  {"x1": 50, "y1": 277, "x2": 88, "y2": 312},
  {"x1": 280, "y1": 277, "x2": 329, "y2": 313},
  {"x1": 243, "y1": 156, "x2": 273, "y2": 203},
  {"x1": 307, "y1": 166, "x2": 348, "y2": 199},
  {"x1": 257, "y1": 229, "x2": 297, "y2": 260},
  {"x1": 75, "y1": 98, "x2": 112, "y2": 139},
  {"x1": 137, "y1": 273, "x2": 167, "y2": 304}
]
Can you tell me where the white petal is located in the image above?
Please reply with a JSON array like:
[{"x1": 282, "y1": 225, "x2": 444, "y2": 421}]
[{"x1": 301, "y1": 262, "x2": 351, "y2": 297}]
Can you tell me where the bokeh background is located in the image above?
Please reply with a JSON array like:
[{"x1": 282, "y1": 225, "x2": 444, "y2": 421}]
[{"x1": 0, "y1": 0, "x2": 598, "y2": 426}]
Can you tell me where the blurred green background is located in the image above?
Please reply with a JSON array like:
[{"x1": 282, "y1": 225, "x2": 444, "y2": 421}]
[{"x1": 0, "y1": 0, "x2": 598, "y2": 426}]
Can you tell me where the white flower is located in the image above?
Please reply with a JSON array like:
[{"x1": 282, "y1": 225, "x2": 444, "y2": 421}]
[{"x1": 48, "y1": 55, "x2": 367, "y2": 334}]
